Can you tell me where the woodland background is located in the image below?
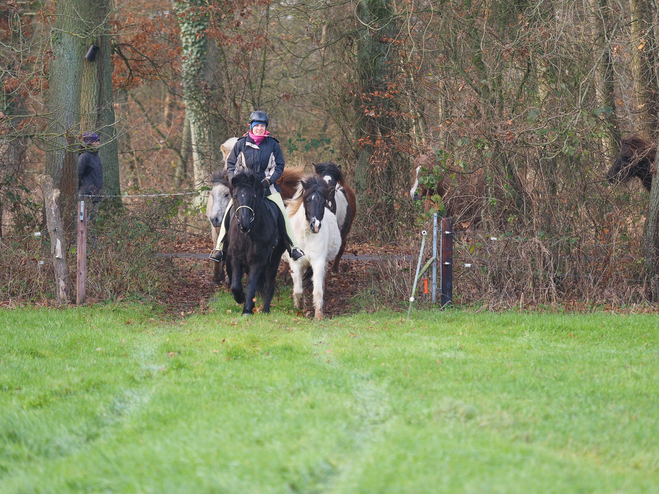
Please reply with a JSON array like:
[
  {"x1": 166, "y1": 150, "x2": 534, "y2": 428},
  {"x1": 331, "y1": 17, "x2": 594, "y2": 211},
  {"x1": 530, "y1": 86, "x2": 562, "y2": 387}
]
[{"x1": 3, "y1": 0, "x2": 659, "y2": 308}]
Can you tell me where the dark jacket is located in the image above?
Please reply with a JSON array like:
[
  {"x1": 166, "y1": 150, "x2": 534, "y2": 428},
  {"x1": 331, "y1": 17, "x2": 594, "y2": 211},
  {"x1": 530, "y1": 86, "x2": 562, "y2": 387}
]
[
  {"x1": 226, "y1": 134, "x2": 284, "y2": 196},
  {"x1": 78, "y1": 150, "x2": 103, "y2": 199}
]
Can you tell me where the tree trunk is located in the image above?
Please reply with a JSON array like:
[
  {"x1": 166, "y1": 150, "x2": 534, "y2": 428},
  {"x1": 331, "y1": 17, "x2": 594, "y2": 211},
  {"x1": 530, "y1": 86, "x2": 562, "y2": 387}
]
[
  {"x1": 177, "y1": 0, "x2": 212, "y2": 203},
  {"x1": 80, "y1": 0, "x2": 121, "y2": 199},
  {"x1": 175, "y1": 114, "x2": 192, "y2": 187},
  {"x1": 44, "y1": 0, "x2": 90, "y2": 194},
  {"x1": 586, "y1": 0, "x2": 620, "y2": 159},
  {"x1": 354, "y1": 0, "x2": 403, "y2": 239},
  {"x1": 38, "y1": 174, "x2": 72, "y2": 305},
  {"x1": 643, "y1": 151, "x2": 659, "y2": 300},
  {"x1": 642, "y1": 0, "x2": 659, "y2": 300},
  {"x1": 630, "y1": 0, "x2": 657, "y2": 134}
]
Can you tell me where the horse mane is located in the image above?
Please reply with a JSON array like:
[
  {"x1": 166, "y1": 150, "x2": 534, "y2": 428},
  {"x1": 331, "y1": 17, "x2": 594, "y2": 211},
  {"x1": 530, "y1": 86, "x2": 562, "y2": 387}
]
[
  {"x1": 608, "y1": 135, "x2": 656, "y2": 191},
  {"x1": 313, "y1": 162, "x2": 344, "y2": 184},
  {"x1": 231, "y1": 169, "x2": 258, "y2": 188},
  {"x1": 211, "y1": 169, "x2": 229, "y2": 187},
  {"x1": 286, "y1": 175, "x2": 330, "y2": 217},
  {"x1": 620, "y1": 135, "x2": 656, "y2": 159}
]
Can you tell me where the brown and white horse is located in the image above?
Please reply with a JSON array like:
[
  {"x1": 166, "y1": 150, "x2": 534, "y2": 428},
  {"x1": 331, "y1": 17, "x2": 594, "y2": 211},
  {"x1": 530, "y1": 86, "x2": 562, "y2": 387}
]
[{"x1": 410, "y1": 153, "x2": 485, "y2": 229}]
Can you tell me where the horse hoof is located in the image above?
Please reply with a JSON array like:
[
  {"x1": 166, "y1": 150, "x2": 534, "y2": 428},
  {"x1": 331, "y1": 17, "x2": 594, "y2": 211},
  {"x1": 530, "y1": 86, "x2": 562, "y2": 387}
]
[{"x1": 242, "y1": 312, "x2": 252, "y2": 317}]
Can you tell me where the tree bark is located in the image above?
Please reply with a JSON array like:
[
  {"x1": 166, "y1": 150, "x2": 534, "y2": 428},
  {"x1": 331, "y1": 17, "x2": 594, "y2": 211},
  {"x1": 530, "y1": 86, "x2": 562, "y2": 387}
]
[
  {"x1": 80, "y1": 0, "x2": 121, "y2": 198},
  {"x1": 630, "y1": 0, "x2": 657, "y2": 134},
  {"x1": 354, "y1": 0, "x2": 403, "y2": 239},
  {"x1": 177, "y1": 0, "x2": 212, "y2": 203},
  {"x1": 38, "y1": 174, "x2": 72, "y2": 305},
  {"x1": 642, "y1": 0, "x2": 659, "y2": 300},
  {"x1": 44, "y1": 0, "x2": 90, "y2": 194},
  {"x1": 586, "y1": 0, "x2": 620, "y2": 159},
  {"x1": 643, "y1": 151, "x2": 659, "y2": 300}
]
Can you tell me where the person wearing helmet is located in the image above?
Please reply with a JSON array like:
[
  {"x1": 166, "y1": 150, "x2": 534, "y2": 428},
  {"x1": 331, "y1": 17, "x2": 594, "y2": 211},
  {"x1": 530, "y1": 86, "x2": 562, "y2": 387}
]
[
  {"x1": 209, "y1": 111, "x2": 305, "y2": 263},
  {"x1": 78, "y1": 132, "x2": 103, "y2": 223}
]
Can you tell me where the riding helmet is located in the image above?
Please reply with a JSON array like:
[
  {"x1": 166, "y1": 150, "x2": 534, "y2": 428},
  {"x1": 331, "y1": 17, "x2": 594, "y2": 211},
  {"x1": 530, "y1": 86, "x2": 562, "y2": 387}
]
[{"x1": 248, "y1": 110, "x2": 269, "y2": 127}]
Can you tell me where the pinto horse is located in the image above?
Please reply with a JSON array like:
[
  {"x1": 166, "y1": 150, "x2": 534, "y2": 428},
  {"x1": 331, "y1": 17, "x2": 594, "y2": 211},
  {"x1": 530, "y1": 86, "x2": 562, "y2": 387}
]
[
  {"x1": 286, "y1": 175, "x2": 341, "y2": 320},
  {"x1": 607, "y1": 135, "x2": 655, "y2": 191},
  {"x1": 312, "y1": 162, "x2": 356, "y2": 272},
  {"x1": 225, "y1": 166, "x2": 288, "y2": 315}
]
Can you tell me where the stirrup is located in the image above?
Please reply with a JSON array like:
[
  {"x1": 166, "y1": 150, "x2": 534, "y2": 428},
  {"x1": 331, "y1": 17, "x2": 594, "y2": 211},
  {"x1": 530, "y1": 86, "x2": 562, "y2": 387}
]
[
  {"x1": 209, "y1": 249, "x2": 225, "y2": 263},
  {"x1": 290, "y1": 248, "x2": 305, "y2": 261}
]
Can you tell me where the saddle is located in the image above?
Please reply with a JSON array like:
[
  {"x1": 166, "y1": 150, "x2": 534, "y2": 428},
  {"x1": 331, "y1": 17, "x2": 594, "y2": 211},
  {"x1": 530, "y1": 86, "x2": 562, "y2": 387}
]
[{"x1": 224, "y1": 198, "x2": 292, "y2": 251}]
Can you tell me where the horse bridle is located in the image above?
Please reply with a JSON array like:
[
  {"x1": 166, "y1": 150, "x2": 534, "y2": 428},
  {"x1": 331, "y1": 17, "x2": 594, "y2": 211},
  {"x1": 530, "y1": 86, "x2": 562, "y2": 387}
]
[{"x1": 234, "y1": 205, "x2": 255, "y2": 225}]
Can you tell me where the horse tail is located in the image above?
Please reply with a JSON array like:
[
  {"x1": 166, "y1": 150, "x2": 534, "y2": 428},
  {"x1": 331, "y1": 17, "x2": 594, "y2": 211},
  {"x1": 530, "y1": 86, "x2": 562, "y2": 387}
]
[{"x1": 302, "y1": 266, "x2": 314, "y2": 290}]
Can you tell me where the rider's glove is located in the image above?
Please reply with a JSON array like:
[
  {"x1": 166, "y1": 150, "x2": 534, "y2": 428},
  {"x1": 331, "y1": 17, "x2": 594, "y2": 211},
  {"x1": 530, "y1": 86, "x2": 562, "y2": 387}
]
[{"x1": 261, "y1": 178, "x2": 270, "y2": 189}]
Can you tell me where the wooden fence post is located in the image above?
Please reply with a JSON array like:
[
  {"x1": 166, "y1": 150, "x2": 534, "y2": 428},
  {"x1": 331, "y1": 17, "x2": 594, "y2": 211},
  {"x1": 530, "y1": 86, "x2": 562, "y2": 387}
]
[
  {"x1": 77, "y1": 201, "x2": 87, "y2": 305},
  {"x1": 441, "y1": 217, "x2": 453, "y2": 307},
  {"x1": 38, "y1": 174, "x2": 72, "y2": 305}
]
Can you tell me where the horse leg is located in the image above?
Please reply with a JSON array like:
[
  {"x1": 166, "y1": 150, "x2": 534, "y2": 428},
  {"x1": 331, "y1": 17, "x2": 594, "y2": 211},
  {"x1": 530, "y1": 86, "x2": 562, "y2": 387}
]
[
  {"x1": 311, "y1": 259, "x2": 327, "y2": 320},
  {"x1": 332, "y1": 238, "x2": 347, "y2": 273},
  {"x1": 212, "y1": 261, "x2": 225, "y2": 285},
  {"x1": 261, "y1": 271, "x2": 275, "y2": 314},
  {"x1": 290, "y1": 262, "x2": 304, "y2": 310},
  {"x1": 242, "y1": 266, "x2": 263, "y2": 315},
  {"x1": 230, "y1": 262, "x2": 245, "y2": 305}
]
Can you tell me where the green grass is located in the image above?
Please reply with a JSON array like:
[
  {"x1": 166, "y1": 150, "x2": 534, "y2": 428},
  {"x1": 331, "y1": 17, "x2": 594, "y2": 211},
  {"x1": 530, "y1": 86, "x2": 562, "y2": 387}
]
[{"x1": 1, "y1": 292, "x2": 658, "y2": 493}]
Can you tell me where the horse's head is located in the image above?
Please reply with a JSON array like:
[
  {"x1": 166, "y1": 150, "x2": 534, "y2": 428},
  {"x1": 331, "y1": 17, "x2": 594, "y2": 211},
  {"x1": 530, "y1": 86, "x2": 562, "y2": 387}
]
[
  {"x1": 300, "y1": 176, "x2": 333, "y2": 234},
  {"x1": 207, "y1": 171, "x2": 230, "y2": 228},
  {"x1": 231, "y1": 171, "x2": 263, "y2": 233},
  {"x1": 313, "y1": 162, "x2": 343, "y2": 214},
  {"x1": 220, "y1": 137, "x2": 238, "y2": 168},
  {"x1": 607, "y1": 135, "x2": 656, "y2": 192},
  {"x1": 410, "y1": 153, "x2": 439, "y2": 200}
]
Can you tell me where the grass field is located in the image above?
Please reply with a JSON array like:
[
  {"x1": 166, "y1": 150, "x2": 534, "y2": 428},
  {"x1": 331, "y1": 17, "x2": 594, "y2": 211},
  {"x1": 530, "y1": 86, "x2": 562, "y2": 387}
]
[{"x1": 1, "y1": 291, "x2": 658, "y2": 493}]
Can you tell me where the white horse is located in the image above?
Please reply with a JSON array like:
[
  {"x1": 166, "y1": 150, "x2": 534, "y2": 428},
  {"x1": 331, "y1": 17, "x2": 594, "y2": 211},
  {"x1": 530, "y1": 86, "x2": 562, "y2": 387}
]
[
  {"x1": 206, "y1": 137, "x2": 237, "y2": 284},
  {"x1": 285, "y1": 175, "x2": 341, "y2": 320},
  {"x1": 207, "y1": 171, "x2": 230, "y2": 284}
]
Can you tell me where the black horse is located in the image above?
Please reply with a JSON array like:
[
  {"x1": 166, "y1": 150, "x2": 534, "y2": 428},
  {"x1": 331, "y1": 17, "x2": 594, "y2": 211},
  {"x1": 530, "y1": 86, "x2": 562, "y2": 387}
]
[
  {"x1": 225, "y1": 170, "x2": 288, "y2": 315},
  {"x1": 607, "y1": 135, "x2": 655, "y2": 191}
]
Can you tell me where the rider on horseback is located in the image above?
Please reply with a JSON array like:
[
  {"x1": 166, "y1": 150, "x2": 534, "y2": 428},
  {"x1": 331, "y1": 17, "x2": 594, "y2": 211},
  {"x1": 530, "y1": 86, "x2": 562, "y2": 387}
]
[{"x1": 209, "y1": 111, "x2": 305, "y2": 263}]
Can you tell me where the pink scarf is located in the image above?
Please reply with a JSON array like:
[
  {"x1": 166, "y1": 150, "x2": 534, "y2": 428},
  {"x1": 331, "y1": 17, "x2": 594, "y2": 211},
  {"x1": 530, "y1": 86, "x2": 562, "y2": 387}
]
[{"x1": 248, "y1": 130, "x2": 270, "y2": 145}]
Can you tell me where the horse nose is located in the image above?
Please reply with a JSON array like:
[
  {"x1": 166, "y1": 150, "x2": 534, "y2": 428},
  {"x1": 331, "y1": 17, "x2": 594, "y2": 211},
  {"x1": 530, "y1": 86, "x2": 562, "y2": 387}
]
[
  {"x1": 210, "y1": 217, "x2": 222, "y2": 227},
  {"x1": 412, "y1": 192, "x2": 420, "y2": 201},
  {"x1": 310, "y1": 218, "x2": 321, "y2": 234}
]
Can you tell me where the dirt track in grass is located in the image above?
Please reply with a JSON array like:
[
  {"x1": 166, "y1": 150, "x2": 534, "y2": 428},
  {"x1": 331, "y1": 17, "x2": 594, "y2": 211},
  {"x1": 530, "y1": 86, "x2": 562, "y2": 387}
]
[{"x1": 163, "y1": 234, "x2": 412, "y2": 318}]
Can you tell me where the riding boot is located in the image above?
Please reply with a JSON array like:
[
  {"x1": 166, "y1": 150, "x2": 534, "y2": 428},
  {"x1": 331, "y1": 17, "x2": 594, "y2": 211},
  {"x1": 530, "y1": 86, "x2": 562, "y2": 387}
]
[
  {"x1": 209, "y1": 248, "x2": 225, "y2": 263},
  {"x1": 209, "y1": 200, "x2": 232, "y2": 262}
]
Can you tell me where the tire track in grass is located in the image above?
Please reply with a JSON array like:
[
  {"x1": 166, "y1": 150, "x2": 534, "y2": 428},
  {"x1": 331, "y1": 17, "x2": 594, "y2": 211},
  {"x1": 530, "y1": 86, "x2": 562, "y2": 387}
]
[{"x1": 301, "y1": 374, "x2": 394, "y2": 493}]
